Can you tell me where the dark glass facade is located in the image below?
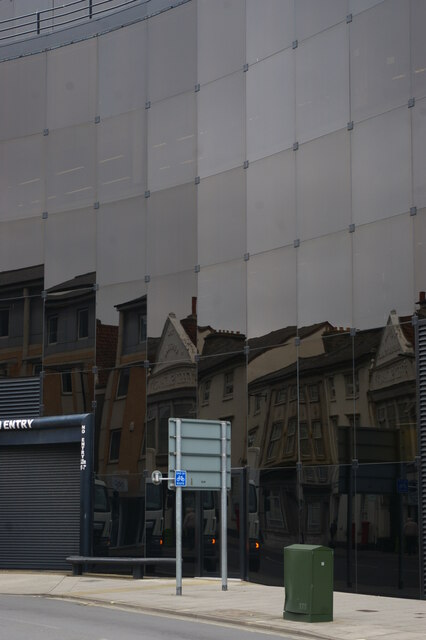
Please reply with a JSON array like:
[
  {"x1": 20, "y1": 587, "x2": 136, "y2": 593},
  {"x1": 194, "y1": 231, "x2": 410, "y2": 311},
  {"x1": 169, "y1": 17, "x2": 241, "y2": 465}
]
[{"x1": 0, "y1": 0, "x2": 424, "y2": 598}]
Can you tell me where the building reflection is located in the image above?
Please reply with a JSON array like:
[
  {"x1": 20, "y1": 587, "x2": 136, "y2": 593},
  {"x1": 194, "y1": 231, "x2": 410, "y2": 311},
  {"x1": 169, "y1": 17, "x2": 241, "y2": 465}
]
[{"x1": 0, "y1": 265, "x2": 418, "y2": 591}]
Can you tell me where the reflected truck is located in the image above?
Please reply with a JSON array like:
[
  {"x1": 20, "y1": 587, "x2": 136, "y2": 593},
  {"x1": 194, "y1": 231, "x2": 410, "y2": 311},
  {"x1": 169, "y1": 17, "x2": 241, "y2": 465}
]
[{"x1": 93, "y1": 479, "x2": 112, "y2": 555}]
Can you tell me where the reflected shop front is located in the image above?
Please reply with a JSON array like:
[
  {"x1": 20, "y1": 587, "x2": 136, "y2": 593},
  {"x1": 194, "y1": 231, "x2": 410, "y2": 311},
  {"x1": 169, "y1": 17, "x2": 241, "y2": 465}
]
[{"x1": 0, "y1": 0, "x2": 425, "y2": 599}]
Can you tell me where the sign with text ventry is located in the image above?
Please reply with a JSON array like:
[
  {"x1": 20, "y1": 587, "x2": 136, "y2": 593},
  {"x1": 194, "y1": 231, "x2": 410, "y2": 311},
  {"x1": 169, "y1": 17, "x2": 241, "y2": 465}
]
[{"x1": 0, "y1": 418, "x2": 34, "y2": 430}]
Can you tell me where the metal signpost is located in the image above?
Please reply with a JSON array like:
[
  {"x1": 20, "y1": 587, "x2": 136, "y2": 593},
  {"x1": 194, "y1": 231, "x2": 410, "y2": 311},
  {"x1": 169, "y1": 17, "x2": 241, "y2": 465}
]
[{"x1": 154, "y1": 418, "x2": 231, "y2": 595}]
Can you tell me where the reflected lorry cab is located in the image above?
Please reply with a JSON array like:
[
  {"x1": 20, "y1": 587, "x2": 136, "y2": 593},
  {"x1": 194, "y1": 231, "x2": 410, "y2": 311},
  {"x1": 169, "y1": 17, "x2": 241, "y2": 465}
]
[{"x1": 93, "y1": 479, "x2": 112, "y2": 555}]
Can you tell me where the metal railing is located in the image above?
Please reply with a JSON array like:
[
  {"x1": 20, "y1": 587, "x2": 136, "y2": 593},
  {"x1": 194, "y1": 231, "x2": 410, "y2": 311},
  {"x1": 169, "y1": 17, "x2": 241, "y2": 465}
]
[{"x1": 0, "y1": 0, "x2": 147, "y2": 42}]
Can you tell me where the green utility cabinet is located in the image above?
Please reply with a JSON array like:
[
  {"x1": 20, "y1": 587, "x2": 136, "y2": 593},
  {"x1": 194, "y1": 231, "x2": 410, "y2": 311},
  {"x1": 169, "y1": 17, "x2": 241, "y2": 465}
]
[{"x1": 283, "y1": 544, "x2": 333, "y2": 623}]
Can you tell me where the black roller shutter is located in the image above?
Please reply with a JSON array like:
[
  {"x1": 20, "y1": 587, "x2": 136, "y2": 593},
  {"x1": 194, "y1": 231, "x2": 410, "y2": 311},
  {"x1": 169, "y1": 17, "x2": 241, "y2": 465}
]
[{"x1": 0, "y1": 443, "x2": 80, "y2": 570}]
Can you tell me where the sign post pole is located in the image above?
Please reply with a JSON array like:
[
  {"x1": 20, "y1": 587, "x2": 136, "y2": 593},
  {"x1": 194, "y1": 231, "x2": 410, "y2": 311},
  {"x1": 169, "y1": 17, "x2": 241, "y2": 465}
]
[
  {"x1": 221, "y1": 420, "x2": 228, "y2": 591},
  {"x1": 175, "y1": 418, "x2": 182, "y2": 596}
]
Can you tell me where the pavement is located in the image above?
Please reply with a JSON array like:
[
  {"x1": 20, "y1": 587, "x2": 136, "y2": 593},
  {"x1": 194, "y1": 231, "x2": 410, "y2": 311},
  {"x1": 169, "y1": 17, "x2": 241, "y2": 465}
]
[{"x1": 0, "y1": 571, "x2": 425, "y2": 640}]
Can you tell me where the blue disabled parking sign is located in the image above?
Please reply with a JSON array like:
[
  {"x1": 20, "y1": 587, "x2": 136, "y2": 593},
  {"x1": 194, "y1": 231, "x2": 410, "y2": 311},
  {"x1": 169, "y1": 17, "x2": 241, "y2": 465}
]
[{"x1": 175, "y1": 470, "x2": 187, "y2": 487}]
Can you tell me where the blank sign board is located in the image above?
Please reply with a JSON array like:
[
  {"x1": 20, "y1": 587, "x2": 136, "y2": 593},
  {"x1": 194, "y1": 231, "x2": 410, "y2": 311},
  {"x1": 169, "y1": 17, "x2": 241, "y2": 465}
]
[{"x1": 168, "y1": 418, "x2": 231, "y2": 490}]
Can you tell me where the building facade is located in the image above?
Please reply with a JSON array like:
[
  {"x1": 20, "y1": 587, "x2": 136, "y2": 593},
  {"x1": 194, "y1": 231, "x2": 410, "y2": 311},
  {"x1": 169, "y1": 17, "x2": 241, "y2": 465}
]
[{"x1": 0, "y1": 0, "x2": 425, "y2": 598}]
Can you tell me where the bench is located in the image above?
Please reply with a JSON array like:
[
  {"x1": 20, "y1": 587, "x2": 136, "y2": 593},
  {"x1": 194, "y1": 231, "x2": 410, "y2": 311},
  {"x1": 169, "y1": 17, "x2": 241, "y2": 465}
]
[{"x1": 66, "y1": 556, "x2": 176, "y2": 579}]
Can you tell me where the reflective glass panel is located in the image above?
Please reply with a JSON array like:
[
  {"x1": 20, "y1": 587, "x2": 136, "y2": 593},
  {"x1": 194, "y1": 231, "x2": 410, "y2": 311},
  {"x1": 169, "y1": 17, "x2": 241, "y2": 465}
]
[
  {"x1": 147, "y1": 270, "x2": 197, "y2": 350},
  {"x1": 147, "y1": 183, "x2": 197, "y2": 277},
  {"x1": 296, "y1": 129, "x2": 350, "y2": 241},
  {"x1": 197, "y1": 260, "x2": 247, "y2": 337},
  {"x1": 412, "y1": 98, "x2": 426, "y2": 210},
  {"x1": 246, "y1": 0, "x2": 294, "y2": 64},
  {"x1": 247, "y1": 149, "x2": 296, "y2": 255},
  {"x1": 296, "y1": 23, "x2": 349, "y2": 144},
  {"x1": 298, "y1": 231, "x2": 352, "y2": 329},
  {"x1": 353, "y1": 214, "x2": 414, "y2": 330},
  {"x1": 247, "y1": 49, "x2": 295, "y2": 162},
  {"x1": 350, "y1": 0, "x2": 410, "y2": 123},
  {"x1": 96, "y1": 197, "x2": 146, "y2": 287},
  {"x1": 198, "y1": 351, "x2": 246, "y2": 469},
  {"x1": 0, "y1": 218, "x2": 43, "y2": 273},
  {"x1": 0, "y1": 134, "x2": 44, "y2": 221},
  {"x1": 352, "y1": 107, "x2": 411, "y2": 225},
  {"x1": 46, "y1": 124, "x2": 96, "y2": 213},
  {"x1": 43, "y1": 276, "x2": 96, "y2": 416},
  {"x1": 197, "y1": 72, "x2": 245, "y2": 179},
  {"x1": 256, "y1": 467, "x2": 299, "y2": 584},
  {"x1": 0, "y1": 54, "x2": 46, "y2": 142},
  {"x1": 197, "y1": 168, "x2": 246, "y2": 267},
  {"x1": 411, "y1": 0, "x2": 426, "y2": 100},
  {"x1": 147, "y1": 92, "x2": 196, "y2": 193},
  {"x1": 46, "y1": 39, "x2": 97, "y2": 130},
  {"x1": 349, "y1": 0, "x2": 383, "y2": 14},
  {"x1": 197, "y1": 0, "x2": 245, "y2": 85},
  {"x1": 357, "y1": 318, "x2": 417, "y2": 465},
  {"x1": 301, "y1": 330, "x2": 354, "y2": 467},
  {"x1": 355, "y1": 462, "x2": 420, "y2": 598},
  {"x1": 44, "y1": 208, "x2": 96, "y2": 290},
  {"x1": 98, "y1": 111, "x2": 146, "y2": 204},
  {"x1": 247, "y1": 247, "x2": 297, "y2": 339},
  {"x1": 295, "y1": 0, "x2": 346, "y2": 42},
  {"x1": 98, "y1": 21, "x2": 147, "y2": 118},
  {"x1": 148, "y1": 1, "x2": 196, "y2": 103},
  {"x1": 0, "y1": 267, "x2": 43, "y2": 379},
  {"x1": 414, "y1": 208, "x2": 426, "y2": 298}
]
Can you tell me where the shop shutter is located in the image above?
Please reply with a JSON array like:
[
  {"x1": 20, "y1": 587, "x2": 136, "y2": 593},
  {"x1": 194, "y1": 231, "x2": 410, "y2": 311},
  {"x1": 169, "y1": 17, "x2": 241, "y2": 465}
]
[
  {"x1": 0, "y1": 443, "x2": 80, "y2": 570},
  {"x1": 416, "y1": 319, "x2": 426, "y2": 598},
  {"x1": 0, "y1": 377, "x2": 41, "y2": 418}
]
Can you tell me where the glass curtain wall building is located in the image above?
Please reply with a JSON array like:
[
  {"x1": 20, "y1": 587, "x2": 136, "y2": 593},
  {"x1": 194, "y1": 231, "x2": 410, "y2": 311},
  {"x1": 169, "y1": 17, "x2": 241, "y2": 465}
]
[{"x1": 0, "y1": 0, "x2": 425, "y2": 598}]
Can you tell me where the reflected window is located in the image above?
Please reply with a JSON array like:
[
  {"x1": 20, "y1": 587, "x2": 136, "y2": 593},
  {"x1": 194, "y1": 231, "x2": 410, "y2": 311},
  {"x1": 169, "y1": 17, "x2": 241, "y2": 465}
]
[
  {"x1": 275, "y1": 388, "x2": 287, "y2": 405},
  {"x1": 78, "y1": 308, "x2": 89, "y2": 340},
  {"x1": 344, "y1": 371, "x2": 359, "y2": 398},
  {"x1": 285, "y1": 418, "x2": 296, "y2": 456},
  {"x1": 300, "y1": 422, "x2": 310, "y2": 457},
  {"x1": 347, "y1": 414, "x2": 361, "y2": 429},
  {"x1": 61, "y1": 371, "x2": 72, "y2": 394},
  {"x1": 307, "y1": 502, "x2": 321, "y2": 533},
  {"x1": 139, "y1": 314, "x2": 147, "y2": 343},
  {"x1": 248, "y1": 427, "x2": 258, "y2": 448},
  {"x1": 0, "y1": 309, "x2": 9, "y2": 337},
  {"x1": 223, "y1": 371, "x2": 234, "y2": 398},
  {"x1": 266, "y1": 489, "x2": 287, "y2": 530},
  {"x1": 109, "y1": 429, "x2": 121, "y2": 462},
  {"x1": 312, "y1": 421, "x2": 325, "y2": 458},
  {"x1": 328, "y1": 376, "x2": 336, "y2": 401},
  {"x1": 47, "y1": 315, "x2": 58, "y2": 345},
  {"x1": 116, "y1": 367, "x2": 130, "y2": 398},
  {"x1": 202, "y1": 380, "x2": 211, "y2": 405},
  {"x1": 267, "y1": 421, "x2": 283, "y2": 459},
  {"x1": 33, "y1": 363, "x2": 42, "y2": 377},
  {"x1": 289, "y1": 385, "x2": 297, "y2": 401},
  {"x1": 308, "y1": 384, "x2": 319, "y2": 402},
  {"x1": 254, "y1": 393, "x2": 262, "y2": 414}
]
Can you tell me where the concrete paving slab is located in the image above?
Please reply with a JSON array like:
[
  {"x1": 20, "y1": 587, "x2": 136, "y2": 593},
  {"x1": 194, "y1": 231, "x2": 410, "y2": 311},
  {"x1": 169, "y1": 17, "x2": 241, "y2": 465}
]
[{"x1": 0, "y1": 572, "x2": 425, "y2": 640}]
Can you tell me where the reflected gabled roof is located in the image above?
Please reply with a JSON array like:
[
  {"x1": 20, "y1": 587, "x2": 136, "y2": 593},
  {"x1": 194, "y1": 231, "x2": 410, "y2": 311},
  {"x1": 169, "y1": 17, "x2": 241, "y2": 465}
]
[
  {"x1": 47, "y1": 271, "x2": 96, "y2": 294},
  {"x1": 249, "y1": 327, "x2": 381, "y2": 389},
  {"x1": 0, "y1": 264, "x2": 44, "y2": 289}
]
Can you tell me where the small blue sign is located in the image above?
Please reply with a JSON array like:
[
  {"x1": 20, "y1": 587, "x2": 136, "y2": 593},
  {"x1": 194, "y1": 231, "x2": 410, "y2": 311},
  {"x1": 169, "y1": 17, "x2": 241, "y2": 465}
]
[
  {"x1": 175, "y1": 470, "x2": 187, "y2": 487},
  {"x1": 397, "y1": 478, "x2": 409, "y2": 494}
]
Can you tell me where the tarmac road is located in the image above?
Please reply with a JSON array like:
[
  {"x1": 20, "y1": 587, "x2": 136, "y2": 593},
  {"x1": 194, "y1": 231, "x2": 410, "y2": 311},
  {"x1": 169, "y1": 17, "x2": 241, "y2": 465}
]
[{"x1": 0, "y1": 595, "x2": 295, "y2": 640}]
